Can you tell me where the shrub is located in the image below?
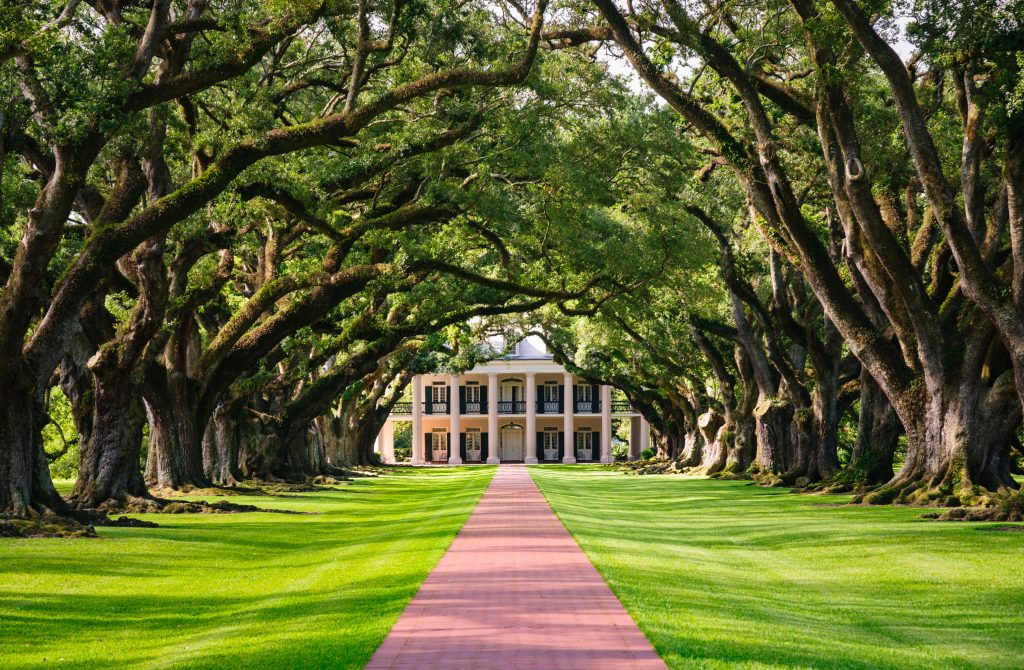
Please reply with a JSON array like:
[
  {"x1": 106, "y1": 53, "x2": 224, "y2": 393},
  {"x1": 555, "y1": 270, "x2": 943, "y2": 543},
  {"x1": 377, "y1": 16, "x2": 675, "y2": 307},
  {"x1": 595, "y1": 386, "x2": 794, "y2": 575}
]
[
  {"x1": 640, "y1": 447, "x2": 655, "y2": 460},
  {"x1": 368, "y1": 452, "x2": 383, "y2": 466}
]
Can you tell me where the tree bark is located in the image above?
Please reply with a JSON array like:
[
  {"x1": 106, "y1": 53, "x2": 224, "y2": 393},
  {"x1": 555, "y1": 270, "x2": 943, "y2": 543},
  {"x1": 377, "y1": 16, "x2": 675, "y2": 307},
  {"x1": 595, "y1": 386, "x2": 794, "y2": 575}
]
[
  {"x1": 697, "y1": 409, "x2": 727, "y2": 474},
  {"x1": 0, "y1": 382, "x2": 65, "y2": 516},
  {"x1": 143, "y1": 367, "x2": 208, "y2": 490},
  {"x1": 203, "y1": 401, "x2": 244, "y2": 485},
  {"x1": 70, "y1": 371, "x2": 148, "y2": 507},
  {"x1": 847, "y1": 371, "x2": 899, "y2": 486}
]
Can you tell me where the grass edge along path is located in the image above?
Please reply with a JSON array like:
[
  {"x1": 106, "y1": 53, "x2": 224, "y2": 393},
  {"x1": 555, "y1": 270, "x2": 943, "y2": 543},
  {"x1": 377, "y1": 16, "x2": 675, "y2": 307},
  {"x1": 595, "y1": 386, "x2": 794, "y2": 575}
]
[
  {"x1": 0, "y1": 466, "x2": 495, "y2": 670},
  {"x1": 529, "y1": 465, "x2": 1024, "y2": 670}
]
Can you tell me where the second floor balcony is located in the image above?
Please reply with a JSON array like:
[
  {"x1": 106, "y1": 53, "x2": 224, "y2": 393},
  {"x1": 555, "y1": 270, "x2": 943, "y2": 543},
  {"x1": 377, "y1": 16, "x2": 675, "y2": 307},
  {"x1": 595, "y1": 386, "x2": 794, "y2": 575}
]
[{"x1": 398, "y1": 399, "x2": 616, "y2": 415}]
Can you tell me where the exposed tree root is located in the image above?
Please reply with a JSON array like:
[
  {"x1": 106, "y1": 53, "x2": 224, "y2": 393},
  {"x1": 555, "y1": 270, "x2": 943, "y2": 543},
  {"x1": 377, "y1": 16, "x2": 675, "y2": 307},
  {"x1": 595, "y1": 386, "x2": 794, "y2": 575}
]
[
  {"x1": 919, "y1": 493, "x2": 1024, "y2": 522},
  {"x1": 747, "y1": 467, "x2": 784, "y2": 487},
  {"x1": 617, "y1": 458, "x2": 683, "y2": 475},
  {"x1": 0, "y1": 514, "x2": 100, "y2": 538},
  {"x1": 616, "y1": 458, "x2": 754, "y2": 478},
  {"x1": 93, "y1": 493, "x2": 309, "y2": 515},
  {"x1": 706, "y1": 467, "x2": 748, "y2": 481}
]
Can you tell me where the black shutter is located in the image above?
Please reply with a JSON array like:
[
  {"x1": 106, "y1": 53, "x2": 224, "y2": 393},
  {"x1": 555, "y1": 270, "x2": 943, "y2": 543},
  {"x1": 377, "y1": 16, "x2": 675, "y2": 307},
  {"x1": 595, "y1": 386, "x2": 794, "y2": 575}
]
[
  {"x1": 460, "y1": 432, "x2": 467, "y2": 461},
  {"x1": 558, "y1": 431, "x2": 565, "y2": 460},
  {"x1": 592, "y1": 431, "x2": 600, "y2": 462},
  {"x1": 536, "y1": 432, "x2": 544, "y2": 461},
  {"x1": 425, "y1": 387, "x2": 433, "y2": 414},
  {"x1": 459, "y1": 385, "x2": 466, "y2": 414},
  {"x1": 424, "y1": 433, "x2": 431, "y2": 461},
  {"x1": 592, "y1": 384, "x2": 600, "y2": 412},
  {"x1": 480, "y1": 385, "x2": 488, "y2": 414},
  {"x1": 481, "y1": 433, "x2": 489, "y2": 461},
  {"x1": 572, "y1": 384, "x2": 578, "y2": 406},
  {"x1": 558, "y1": 384, "x2": 565, "y2": 413}
]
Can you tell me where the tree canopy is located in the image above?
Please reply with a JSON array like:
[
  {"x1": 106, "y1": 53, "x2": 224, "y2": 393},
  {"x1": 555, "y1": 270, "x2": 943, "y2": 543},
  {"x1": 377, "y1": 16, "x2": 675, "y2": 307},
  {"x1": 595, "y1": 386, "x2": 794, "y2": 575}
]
[{"x1": 1, "y1": 0, "x2": 1022, "y2": 525}]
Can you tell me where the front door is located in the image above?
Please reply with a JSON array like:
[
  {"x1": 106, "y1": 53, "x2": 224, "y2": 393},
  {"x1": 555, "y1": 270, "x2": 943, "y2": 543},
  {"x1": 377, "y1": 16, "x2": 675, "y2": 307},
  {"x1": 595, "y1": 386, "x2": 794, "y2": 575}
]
[
  {"x1": 431, "y1": 431, "x2": 448, "y2": 462},
  {"x1": 575, "y1": 430, "x2": 593, "y2": 461},
  {"x1": 501, "y1": 428, "x2": 523, "y2": 461},
  {"x1": 465, "y1": 431, "x2": 482, "y2": 461},
  {"x1": 543, "y1": 430, "x2": 559, "y2": 461}
]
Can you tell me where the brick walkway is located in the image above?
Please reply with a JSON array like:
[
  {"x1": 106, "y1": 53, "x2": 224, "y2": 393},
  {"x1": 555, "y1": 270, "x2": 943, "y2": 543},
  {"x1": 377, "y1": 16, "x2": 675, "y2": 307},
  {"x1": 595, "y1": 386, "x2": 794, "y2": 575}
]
[{"x1": 366, "y1": 464, "x2": 667, "y2": 669}]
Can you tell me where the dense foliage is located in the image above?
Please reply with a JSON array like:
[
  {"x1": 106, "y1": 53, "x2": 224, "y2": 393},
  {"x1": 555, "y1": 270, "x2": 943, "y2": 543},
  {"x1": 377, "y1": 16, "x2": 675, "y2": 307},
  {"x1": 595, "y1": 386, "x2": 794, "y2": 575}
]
[{"x1": 1, "y1": 0, "x2": 1022, "y2": 525}]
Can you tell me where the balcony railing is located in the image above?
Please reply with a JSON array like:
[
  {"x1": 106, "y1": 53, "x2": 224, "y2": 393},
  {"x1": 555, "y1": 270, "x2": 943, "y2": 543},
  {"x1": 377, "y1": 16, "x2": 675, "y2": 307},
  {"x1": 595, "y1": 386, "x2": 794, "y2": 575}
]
[
  {"x1": 497, "y1": 401, "x2": 527, "y2": 414},
  {"x1": 425, "y1": 402, "x2": 449, "y2": 414},
  {"x1": 393, "y1": 401, "x2": 413, "y2": 415},
  {"x1": 611, "y1": 401, "x2": 632, "y2": 413},
  {"x1": 575, "y1": 401, "x2": 600, "y2": 413},
  {"x1": 541, "y1": 401, "x2": 561, "y2": 414},
  {"x1": 462, "y1": 401, "x2": 484, "y2": 414}
]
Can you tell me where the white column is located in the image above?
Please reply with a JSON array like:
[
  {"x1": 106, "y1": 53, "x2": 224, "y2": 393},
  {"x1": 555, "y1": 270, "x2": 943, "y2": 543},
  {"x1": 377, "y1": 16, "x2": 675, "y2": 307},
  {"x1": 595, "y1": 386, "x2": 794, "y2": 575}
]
[
  {"x1": 640, "y1": 415, "x2": 651, "y2": 452},
  {"x1": 487, "y1": 373, "x2": 500, "y2": 464},
  {"x1": 629, "y1": 416, "x2": 642, "y2": 460},
  {"x1": 381, "y1": 419, "x2": 396, "y2": 464},
  {"x1": 562, "y1": 372, "x2": 576, "y2": 464},
  {"x1": 600, "y1": 385, "x2": 613, "y2": 463},
  {"x1": 525, "y1": 372, "x2": 538, "y2": 464},
  {"x1": 411, "y1": 376, "x2": 424, "y2": 464},
  {"x1": 448, "y1": 374, "x2": 462, "y2": 465}
]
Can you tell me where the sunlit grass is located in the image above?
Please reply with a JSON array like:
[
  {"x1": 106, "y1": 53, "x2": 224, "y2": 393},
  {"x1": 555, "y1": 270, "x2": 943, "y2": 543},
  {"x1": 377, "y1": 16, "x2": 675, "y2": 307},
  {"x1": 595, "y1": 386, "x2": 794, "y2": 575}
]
[
  {"x1": 2, "y1": 467, "x2": 494, "y2": 669},
  {"x1": 531, "y1": 466, "x2": 1024, "y2": 670}
]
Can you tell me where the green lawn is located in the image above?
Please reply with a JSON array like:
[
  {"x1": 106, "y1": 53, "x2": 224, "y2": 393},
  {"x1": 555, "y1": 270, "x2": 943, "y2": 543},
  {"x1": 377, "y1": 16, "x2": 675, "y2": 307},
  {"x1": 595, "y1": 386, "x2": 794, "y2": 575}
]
[
  {"x1": 530, "y1": 466, "x2": 1024, "y2": 670},
  {"x1": 1, "y1": 466, "x2": 494, "y2": 670}
]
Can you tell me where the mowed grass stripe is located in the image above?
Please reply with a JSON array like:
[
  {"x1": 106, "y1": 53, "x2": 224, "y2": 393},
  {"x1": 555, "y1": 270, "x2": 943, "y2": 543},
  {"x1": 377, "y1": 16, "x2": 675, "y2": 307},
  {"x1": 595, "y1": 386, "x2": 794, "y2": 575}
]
[
  {"x1": 0, "y1": 466, "x2": 495, "y2": 670},
  {"x1": 530, "y1": 465, "x2": 1024, "y2": 670}
]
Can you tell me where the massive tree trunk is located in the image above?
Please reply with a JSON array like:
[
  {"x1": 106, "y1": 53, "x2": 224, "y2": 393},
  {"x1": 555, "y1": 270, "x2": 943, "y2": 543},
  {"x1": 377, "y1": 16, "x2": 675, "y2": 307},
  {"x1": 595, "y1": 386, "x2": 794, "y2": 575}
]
[
  {"x1": 727, "y1": 349, "x2": 757, "y2": 473},
  {"x1": 783, "y1": 342, "x2": 842, "y2": 486},
  {"x1": 865, "y1": 323, "x2": 1022, "y2": 504},
  {"x1": 696, "y1": 409, "x2": 727, "y2": 474},
  {"x1": 847, "y1": 371, "x2": 899, "y2": 486},
  {"x1": 143, "y1": 367, "x2": 208, "y2": 490},
  {"x1": 70, "y1": 371, "x2": 148, "y2": 508},
  {"x1": 677, "y1": 427, "x2": 702, "y2": 467},
  {"x1": 203, "y1": 401, "x2": 244, "y2": 486},
  {"x1": 0, "y1": 155, "x2": 90, "y2": 517},
  {"x1": 71, "y1": 238, "x2": 168, "y2": 507},
  {"x1": 279, "y1": 425, "x2": 324, "y2": 478},
  {"x1": 333, "y1": 394, "x2": 366, "y2": 466},
  {"x1": 0, "y1": 381, "x2": 65, "y2": 516}
]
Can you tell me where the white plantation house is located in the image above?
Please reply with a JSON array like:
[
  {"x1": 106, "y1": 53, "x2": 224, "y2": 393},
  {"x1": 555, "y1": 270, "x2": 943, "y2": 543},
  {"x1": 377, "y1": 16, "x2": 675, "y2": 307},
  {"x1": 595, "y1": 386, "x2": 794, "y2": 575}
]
[{"x1": 377, "y1": 336, "x2": 651, "y2": 464}]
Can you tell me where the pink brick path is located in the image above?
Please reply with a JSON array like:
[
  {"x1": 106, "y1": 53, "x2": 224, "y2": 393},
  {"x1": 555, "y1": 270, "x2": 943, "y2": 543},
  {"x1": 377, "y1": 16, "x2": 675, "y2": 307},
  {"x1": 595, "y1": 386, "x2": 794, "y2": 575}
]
[{"x1": 366, "y1": 464, "x2": 667, "y2": 669}]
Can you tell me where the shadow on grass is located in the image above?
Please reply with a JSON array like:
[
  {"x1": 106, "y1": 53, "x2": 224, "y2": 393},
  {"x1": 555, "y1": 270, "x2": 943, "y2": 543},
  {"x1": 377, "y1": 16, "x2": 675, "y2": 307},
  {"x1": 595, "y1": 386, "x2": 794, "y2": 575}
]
[
  {"x1": 0, "y1": 467, "x2": 496, "y2": 670},
  {"x1": 531, "y1": 467, "x2": 1024, "y2": 670}
]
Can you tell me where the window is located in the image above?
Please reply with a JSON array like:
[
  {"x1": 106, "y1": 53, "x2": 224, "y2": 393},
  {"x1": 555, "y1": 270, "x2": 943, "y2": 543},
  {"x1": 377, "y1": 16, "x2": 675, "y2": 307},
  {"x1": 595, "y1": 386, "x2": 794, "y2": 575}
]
[
  {"x1": 465, "y1": 384, "x2": 480, "y2": 403},
  {"x1": 431, "y1": 383, "x2": 448, "y2": 403},
  {"x1": 543, "y1": 383, "x2": 559, "y2": 402},
  {"x1": 576, "y1": 385, "x2": 592, "y2": 402}
]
